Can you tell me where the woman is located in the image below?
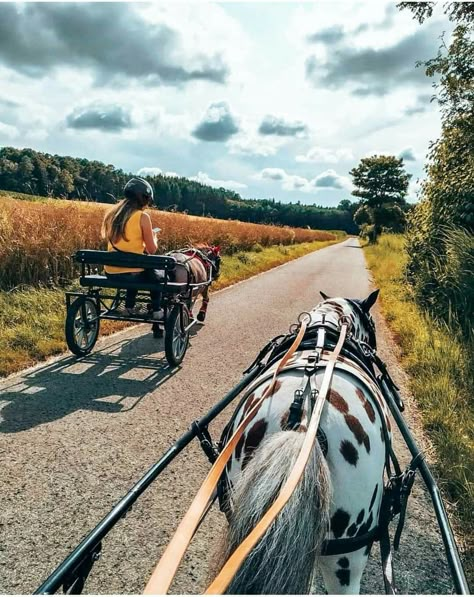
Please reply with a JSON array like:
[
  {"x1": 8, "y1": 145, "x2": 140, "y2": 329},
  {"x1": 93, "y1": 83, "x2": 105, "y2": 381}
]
[{"x1": 101, "y1": 177, "x2": 163, "y2": 319}]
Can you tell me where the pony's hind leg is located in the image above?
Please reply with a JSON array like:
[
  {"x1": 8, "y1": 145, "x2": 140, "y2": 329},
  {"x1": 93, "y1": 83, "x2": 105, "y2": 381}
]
[{"x1": 318, "y1": 548, "x2": 370, "y2": 595}]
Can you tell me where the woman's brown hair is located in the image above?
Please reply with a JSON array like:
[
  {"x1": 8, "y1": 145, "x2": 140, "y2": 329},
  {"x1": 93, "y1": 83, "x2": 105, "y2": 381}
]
[{"x1": 101, "y1": 194, "x2": 149, "y2": 244}]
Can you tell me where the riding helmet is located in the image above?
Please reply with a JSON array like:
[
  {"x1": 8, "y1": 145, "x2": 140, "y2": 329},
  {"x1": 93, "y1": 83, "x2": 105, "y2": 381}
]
[{"x1": 123, "y1": 177, "x2": 154, "y2": 204}]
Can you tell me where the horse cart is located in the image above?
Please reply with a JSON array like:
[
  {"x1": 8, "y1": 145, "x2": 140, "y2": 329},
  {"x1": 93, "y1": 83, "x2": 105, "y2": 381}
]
[
  {"x1": 40, "y1": 298, "x2": 469, "y2": 595},
  {"x1": 64, "y1": 249, "x2": 215, "y2": 367}
]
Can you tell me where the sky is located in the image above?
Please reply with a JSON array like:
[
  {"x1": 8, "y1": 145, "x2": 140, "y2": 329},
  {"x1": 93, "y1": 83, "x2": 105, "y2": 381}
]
[{"x1": 0, "y1": 1, "x2": 454, "y2": 207}]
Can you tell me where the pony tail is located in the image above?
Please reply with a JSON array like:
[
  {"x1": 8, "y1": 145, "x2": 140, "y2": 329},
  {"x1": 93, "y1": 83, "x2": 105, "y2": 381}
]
[{"x1": 214, "y1": 431, "x2": 331, "y2": 594}]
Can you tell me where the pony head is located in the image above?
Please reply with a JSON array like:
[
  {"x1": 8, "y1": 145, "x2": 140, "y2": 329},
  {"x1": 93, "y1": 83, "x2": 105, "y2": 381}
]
[
  {"x1": 206, "y1": 245, "x2": 221, "y2": 279},
  {"x1": 315, "y1": 289, "x2": 379, "y2": 348}
]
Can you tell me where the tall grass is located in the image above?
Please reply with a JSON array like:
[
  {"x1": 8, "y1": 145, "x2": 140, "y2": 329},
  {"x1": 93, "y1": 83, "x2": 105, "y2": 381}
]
[
  {"x1": 364, "y1": 235, "x2": 473, "y2": 580},
  {"x1": 0, "y1": 195, "x2": 336, "y2": 290}
]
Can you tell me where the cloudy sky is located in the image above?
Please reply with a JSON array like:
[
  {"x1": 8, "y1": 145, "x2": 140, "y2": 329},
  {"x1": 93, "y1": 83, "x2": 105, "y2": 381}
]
[{"x1": 0, "y1": 2, "x2": 453, "y2": 206}]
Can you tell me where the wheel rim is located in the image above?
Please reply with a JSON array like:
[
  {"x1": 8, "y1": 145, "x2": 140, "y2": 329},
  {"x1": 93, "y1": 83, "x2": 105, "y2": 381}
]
[
  {"x1": 172, "y1": 311, "x2": 189, "y2": 360},
  {"x1": 73, "y1": 302, "x2": 98, "y2": 350}
]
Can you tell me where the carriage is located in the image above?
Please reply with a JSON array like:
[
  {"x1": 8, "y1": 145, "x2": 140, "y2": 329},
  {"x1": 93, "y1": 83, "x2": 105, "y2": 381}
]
[
  {"x1": 41, "y1": 297, "x2": 469, "y2": 595},
  {"x1": 64, "y1": 248, "x2": 216, "y2": 367}
]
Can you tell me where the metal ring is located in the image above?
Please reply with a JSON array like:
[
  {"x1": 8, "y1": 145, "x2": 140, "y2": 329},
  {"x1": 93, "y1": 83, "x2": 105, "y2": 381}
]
[
  {"x1": 297, "y1": 311, "x2": 312, "y2": 325},
  {"x1": 289, "y1": 323, "x2": 299, "y2": 334},
  {"x1": 338, "y1": 315, "x2": 352, "y2": 333}
]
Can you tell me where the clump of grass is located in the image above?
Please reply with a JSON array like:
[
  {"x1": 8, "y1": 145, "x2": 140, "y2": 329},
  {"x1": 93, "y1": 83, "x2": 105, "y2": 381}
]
[
  {"x1": 0, "y1": 195, "x2": 337, "y2": 289},
  {"x1": 364, "y1": 234, "x2": 473, "y2": 580},
  {"x1": 0, "y1": 238, "x2": 342, "y2": 377}
]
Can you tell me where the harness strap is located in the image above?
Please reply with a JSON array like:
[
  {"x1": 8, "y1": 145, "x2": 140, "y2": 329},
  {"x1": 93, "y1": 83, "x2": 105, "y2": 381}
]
[
  {"x1": 204, "y1": 320, "x2": 349, "y2": 595},
  {"x1": 143, "y1": 318, "x2": 309, "y2": 595}
]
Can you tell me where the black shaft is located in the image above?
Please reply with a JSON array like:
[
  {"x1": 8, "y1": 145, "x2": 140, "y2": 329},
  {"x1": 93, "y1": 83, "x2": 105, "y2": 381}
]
[
  {"x1": 380, "y1": 378, "x2": 470, "y2": 595},
  {"x1": 35, "y1": 367, "x2": 261, "y2": 595}
]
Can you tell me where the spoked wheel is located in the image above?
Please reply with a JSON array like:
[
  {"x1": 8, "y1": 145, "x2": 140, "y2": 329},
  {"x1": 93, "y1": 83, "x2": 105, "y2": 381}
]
[
  {"x1": 164, "y1": 305, "x2": 190, "y2": 367},
  {"x1": 65, "y1": 297, "x2": 100, "y2": 356}
]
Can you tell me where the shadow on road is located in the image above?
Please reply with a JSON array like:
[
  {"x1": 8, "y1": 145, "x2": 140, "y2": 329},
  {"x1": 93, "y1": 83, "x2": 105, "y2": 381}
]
[{"x1": 0, "y1": 331, "x2": 183, "y2": 433}]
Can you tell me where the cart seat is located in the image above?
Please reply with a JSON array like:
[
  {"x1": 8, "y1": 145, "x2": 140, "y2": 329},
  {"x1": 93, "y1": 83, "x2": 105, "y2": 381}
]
[{"x1": 79, "y1": 274, "x2": 187, "y2": 293}]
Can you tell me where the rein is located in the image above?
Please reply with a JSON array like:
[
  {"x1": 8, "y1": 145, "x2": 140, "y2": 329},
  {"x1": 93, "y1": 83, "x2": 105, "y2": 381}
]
[
  {"x1": 144, "y1": 315, "x2": 350, "y2": 595},
  {"x1": 144, "y1": 317, "x2": 309, "y2": 594}
]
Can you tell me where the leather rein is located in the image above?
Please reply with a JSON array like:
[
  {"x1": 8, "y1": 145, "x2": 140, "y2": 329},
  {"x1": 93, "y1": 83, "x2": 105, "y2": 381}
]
[{"x1": 144, "y1": 314, "x2": 351, "y2": 595}]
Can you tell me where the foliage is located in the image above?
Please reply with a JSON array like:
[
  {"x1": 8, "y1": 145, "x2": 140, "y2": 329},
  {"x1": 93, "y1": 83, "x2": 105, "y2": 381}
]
[
  {"x1": 402, "y1": 3, "x2": 474, "y2": 336},
  {"x1": 0, "y1": 146, "x2": 358, "y2": 232},
  {"x1": 350, "y1": 155, "x2": 411, "y2": 242},
  {"x1": 0, "y1": 239, "x2": 340, "y2": 378},
  {"x1": 364, "y1": 235, "x2": 473, "y2": 580},
  {"x1": 0, "y1": 194, "x2": 337, "y2": 290}
]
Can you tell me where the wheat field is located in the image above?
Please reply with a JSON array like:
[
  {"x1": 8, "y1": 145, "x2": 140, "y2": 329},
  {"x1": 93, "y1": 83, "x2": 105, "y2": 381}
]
[{"x1": 0, "y1": 195, "x2": 336, "y2": 289}]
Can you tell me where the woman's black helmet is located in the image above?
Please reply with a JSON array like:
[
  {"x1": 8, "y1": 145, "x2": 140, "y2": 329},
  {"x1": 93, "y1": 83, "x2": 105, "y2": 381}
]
[{"x1": 124, "y1": 177, "x2": 154, "y2": 204}]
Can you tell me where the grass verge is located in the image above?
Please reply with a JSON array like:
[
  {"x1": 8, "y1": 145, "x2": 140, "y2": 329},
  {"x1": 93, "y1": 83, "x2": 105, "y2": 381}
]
[
  {"x1": 0, "y1": 238, "x2": 342, "y2": 377},
  {"x1": 364, "y1": 234, "x2": 473, "y2": 581}
]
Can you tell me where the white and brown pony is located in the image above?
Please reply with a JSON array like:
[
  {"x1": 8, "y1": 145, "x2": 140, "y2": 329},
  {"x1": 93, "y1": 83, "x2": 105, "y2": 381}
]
[
  {"x1": 215, "y1": 290, "x2": 392, "y2": 594},
  {"x1": 169, "y1": 245, "x2": 221, "y2": 321}
]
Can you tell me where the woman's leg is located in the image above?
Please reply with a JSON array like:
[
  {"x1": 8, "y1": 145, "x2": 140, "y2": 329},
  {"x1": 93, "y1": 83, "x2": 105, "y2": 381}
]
[
  {"x1": 142, "y1": 269, "x2": 163, "y2": 312},
  {"x1": 106, "y1": 273, "x2": 139, "y2": 308}
]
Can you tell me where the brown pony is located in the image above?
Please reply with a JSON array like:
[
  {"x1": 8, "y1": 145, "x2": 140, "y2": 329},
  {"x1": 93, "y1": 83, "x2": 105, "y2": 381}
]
[{"x1": 169, "y1": 245, "x2": 221, "y2": 321}]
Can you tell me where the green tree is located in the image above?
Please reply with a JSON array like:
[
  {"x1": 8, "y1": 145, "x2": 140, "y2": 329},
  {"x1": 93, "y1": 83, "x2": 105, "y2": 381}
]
[{"x1": 350, "y1": 155, "x2": 411, "y2": 242}]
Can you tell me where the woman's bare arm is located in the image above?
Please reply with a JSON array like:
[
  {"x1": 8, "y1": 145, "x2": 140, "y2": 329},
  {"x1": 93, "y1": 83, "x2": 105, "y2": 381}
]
[{"x1": 141, "y1": 212, "x2": 158, "y2": 254}]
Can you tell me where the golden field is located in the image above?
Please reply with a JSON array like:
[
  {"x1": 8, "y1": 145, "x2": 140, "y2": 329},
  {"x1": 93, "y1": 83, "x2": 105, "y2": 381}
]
[{"x1": 0, "y1": 194, "x2": 336, "y2": 290}]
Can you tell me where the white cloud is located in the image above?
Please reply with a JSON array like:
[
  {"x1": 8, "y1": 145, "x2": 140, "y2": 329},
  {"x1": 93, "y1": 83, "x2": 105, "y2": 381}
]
[
  {"x1": 0, "y1": 121, "x2": 19, "y2": 139},
  {"x1": 255, "y1": 167, "x2": 351, "y2": 193},
  {"x1": 137, "y1": 167, "x2": 162, "y2": 177},
  {"x1": 227, "y1": 132, "x2": 283, "y2": 157},
  {"x1": 190, "y1": 171, "x2": 247, "y2": 191},
  {"x1": 312, "y1": 169, "x2": 351, "y2": 189},
  {"x1": 296, "y1": 146, "x2": 354, "y2": 163}
]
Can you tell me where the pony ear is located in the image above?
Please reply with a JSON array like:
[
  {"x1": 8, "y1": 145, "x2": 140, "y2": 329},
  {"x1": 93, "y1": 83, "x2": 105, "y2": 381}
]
[
  {"x1": 361, "y1": 289, "x2": 380, "y2": 312},
  {"x1": 320, "y1": 291, "x2": 330, "y2": 300}
]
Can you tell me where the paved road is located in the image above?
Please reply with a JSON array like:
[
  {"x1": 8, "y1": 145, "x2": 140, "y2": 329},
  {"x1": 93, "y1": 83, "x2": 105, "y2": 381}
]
[{"x1": 0, "y1": 238, "x2": 454, "y2": 594}]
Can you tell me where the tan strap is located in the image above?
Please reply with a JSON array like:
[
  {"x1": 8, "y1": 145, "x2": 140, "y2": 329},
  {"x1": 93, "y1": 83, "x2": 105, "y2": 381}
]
[
  {"x1": 205, "y1": 322, "x2": 349, "y2": 594},
  {"x1": 144, "y1": 319, "x2": 309, "y2": 595}
]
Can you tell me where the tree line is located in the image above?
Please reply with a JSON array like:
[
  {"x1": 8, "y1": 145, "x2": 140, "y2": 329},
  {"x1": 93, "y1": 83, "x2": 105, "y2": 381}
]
[{"x1": 0, "y1": 146, "x2": 358, "y2": 233}]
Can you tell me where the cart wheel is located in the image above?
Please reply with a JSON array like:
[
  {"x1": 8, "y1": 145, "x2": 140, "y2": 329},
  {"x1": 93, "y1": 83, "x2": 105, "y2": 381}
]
[
  {"x1": 165, "y1": 305, "x2": 190, "y2": 367},
  {"x1": 65, "y1": 297, "x2": 100, "y2": 356}
]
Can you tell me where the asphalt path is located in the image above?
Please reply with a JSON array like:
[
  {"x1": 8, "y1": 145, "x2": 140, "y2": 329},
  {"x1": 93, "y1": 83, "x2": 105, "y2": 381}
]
[{"x1": 0, "y1": 238, "x2": 454, "y2": 594}]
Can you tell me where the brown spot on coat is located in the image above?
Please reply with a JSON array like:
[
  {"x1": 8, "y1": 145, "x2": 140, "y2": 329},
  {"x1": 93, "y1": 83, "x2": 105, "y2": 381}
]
[
  {"x1": 340, "y1": 439, "x2": 359, "y2": 466},
  {"x1": 345, "y1": 414, "x2": 371, "y2": 453},
  {"x1": 338, "y1": 557, "x2": 350, "y2": 568},
  {"x1": 328, "y1": 389, "x2": 349, "y2": 414},
  {"x1": 336, "y1": 568, "x2": 351, "y2": 586},
  {"x1": 330, "y1": 509, "x2": 351, "y2": 539},
  {"x1": 355, "y1": 388, "x2": 376, "y2": 423},
  {"x1": 235, "y1": 433, "x2": 245, "y2": 461},
  {"x1": 242, "y1": 419, "x2": 268, "y2": 469},
  {"x1": 369, "y1": 484, "x2": 378, "y2": 511},
  {"x1": 346, "y1": 523, "x2": 358, "y2": 537}
]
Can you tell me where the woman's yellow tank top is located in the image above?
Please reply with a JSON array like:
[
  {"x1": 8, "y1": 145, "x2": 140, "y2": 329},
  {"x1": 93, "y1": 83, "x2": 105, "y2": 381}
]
[{"x1": 105, "y1": 210, "x2": 145, "y2": 274}]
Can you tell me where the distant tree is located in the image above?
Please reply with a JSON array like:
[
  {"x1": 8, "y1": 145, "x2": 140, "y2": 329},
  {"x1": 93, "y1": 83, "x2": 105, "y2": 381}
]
[
  {"x1": 337, "y1": 199, "x2": 353, "y2": 211},
  {"x1": 350, "y1": 155, "x2": 411, "y2": 242}
]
